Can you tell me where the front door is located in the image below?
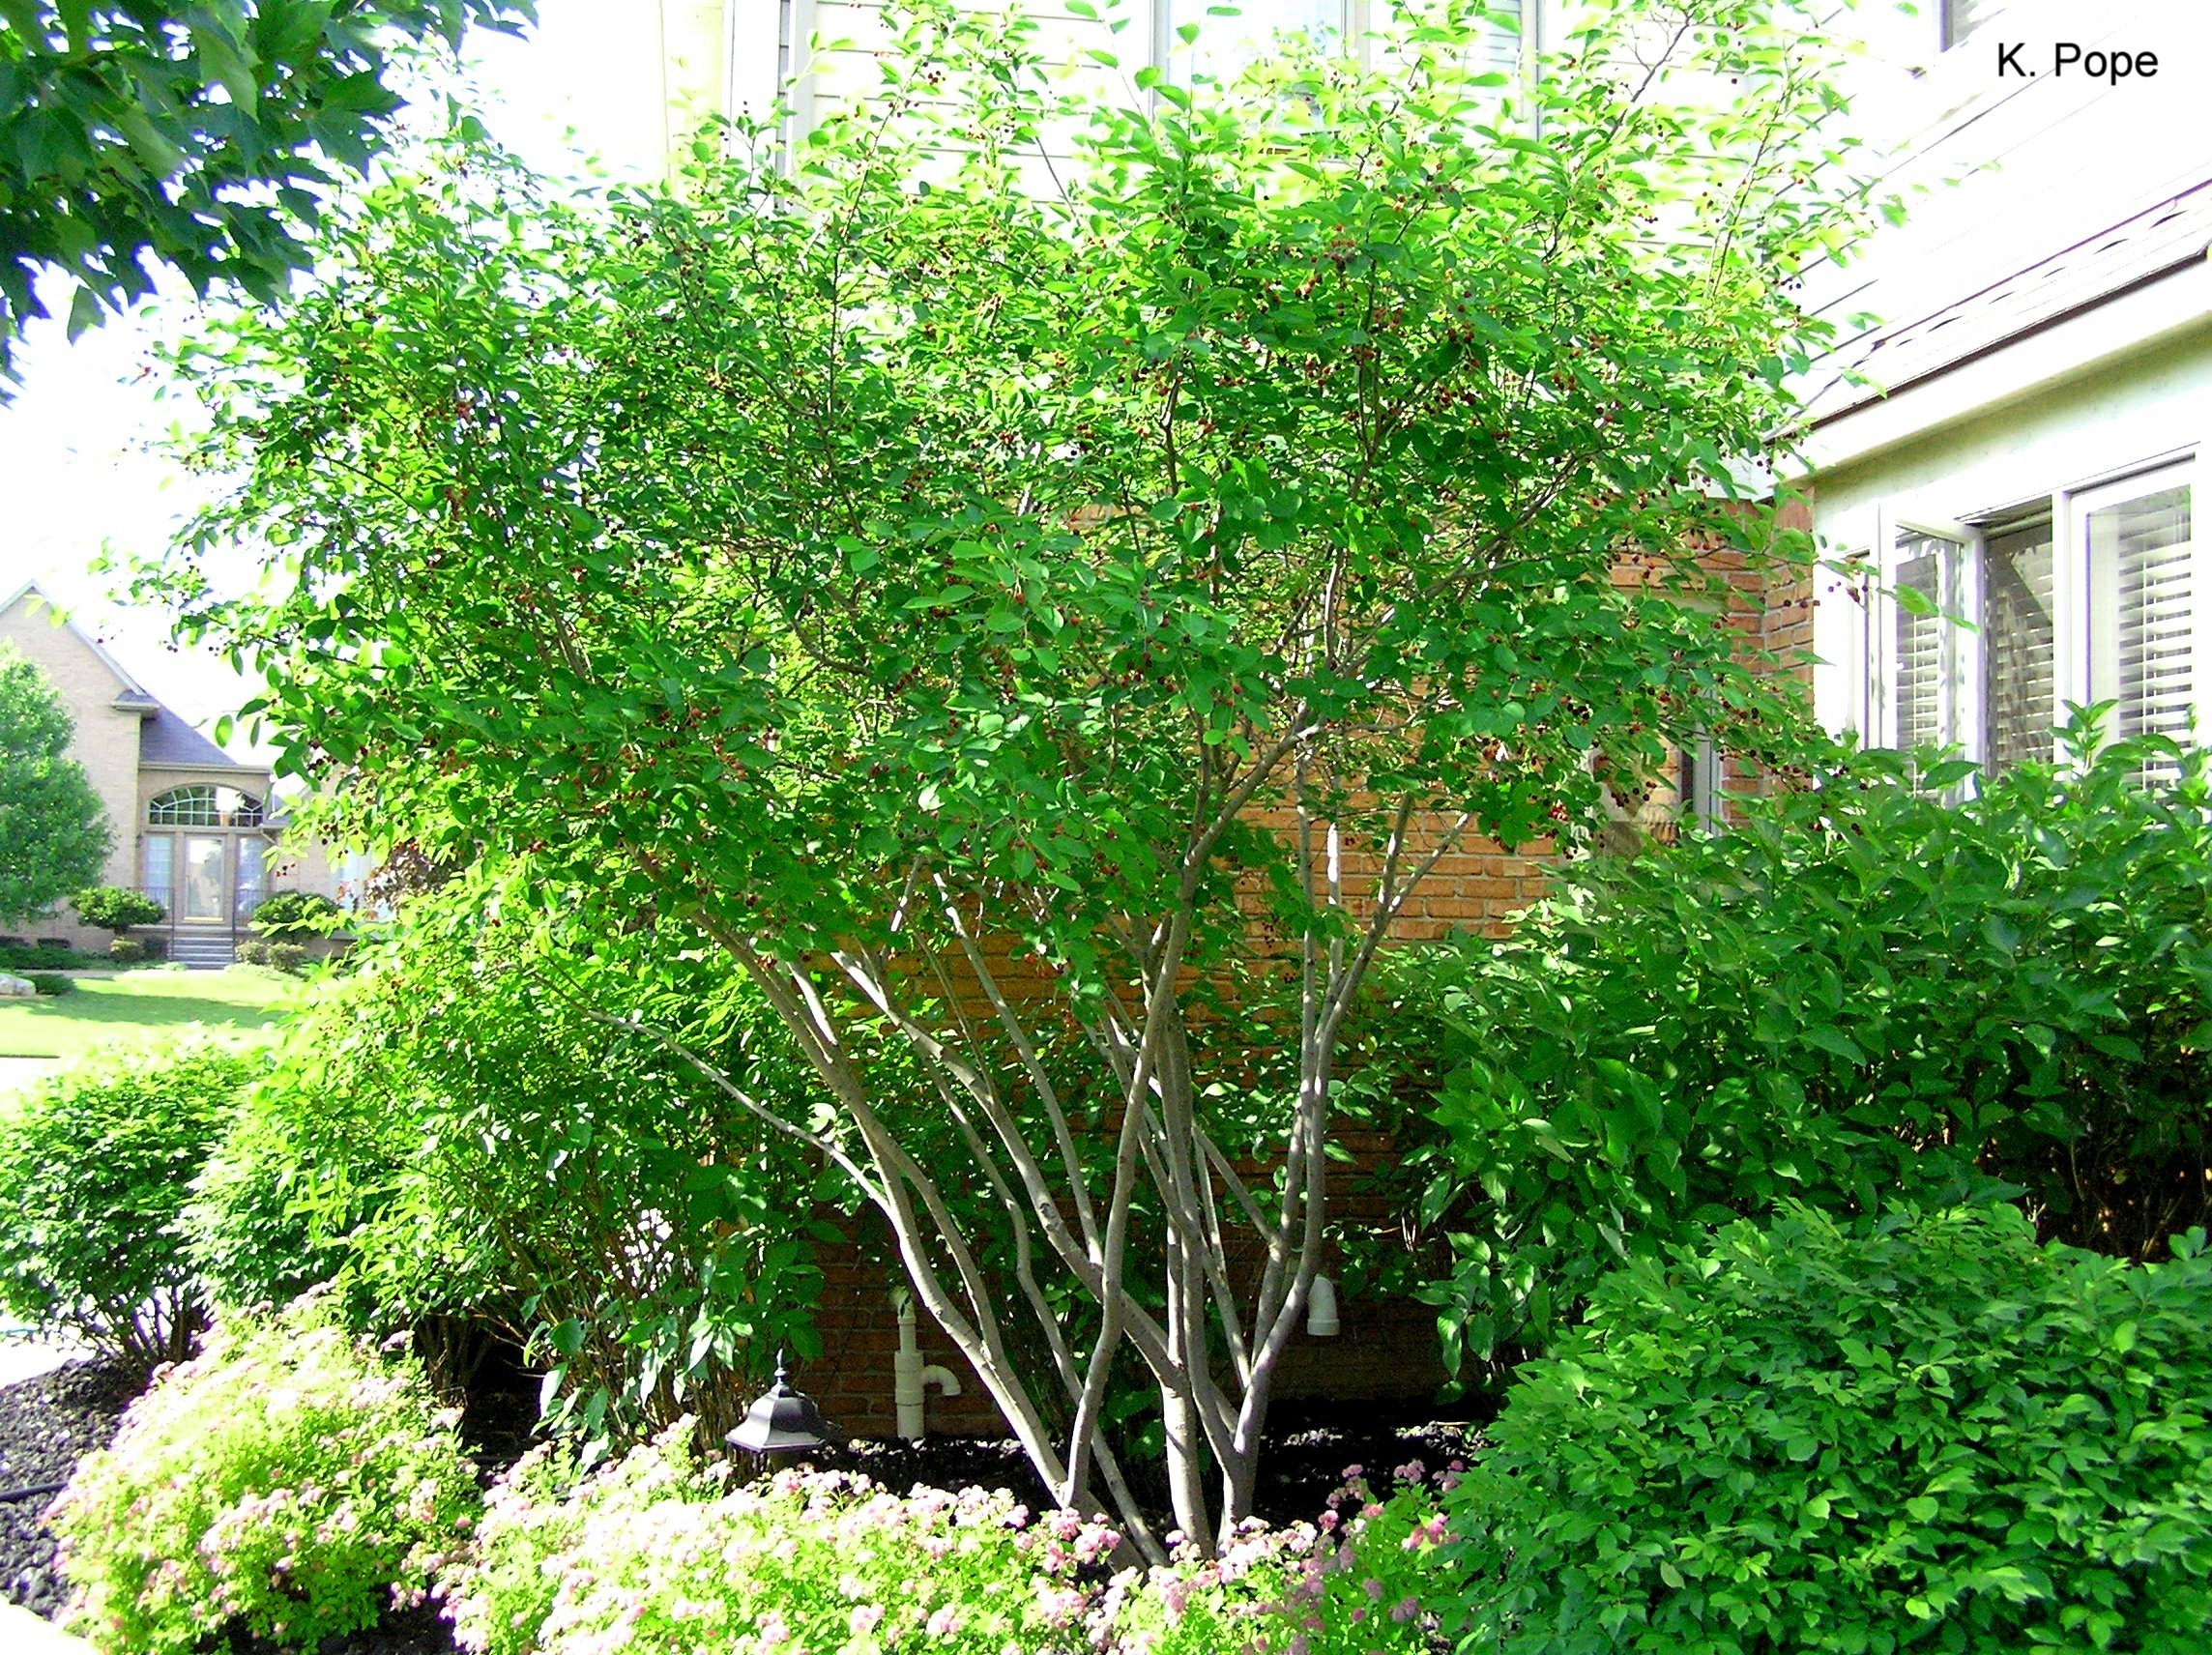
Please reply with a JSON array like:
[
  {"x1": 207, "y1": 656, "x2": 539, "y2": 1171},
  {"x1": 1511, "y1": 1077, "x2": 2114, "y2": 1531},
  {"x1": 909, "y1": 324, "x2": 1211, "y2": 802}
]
[{"x1": 181, "y1": 835, "x2": 228, "y2": 925}]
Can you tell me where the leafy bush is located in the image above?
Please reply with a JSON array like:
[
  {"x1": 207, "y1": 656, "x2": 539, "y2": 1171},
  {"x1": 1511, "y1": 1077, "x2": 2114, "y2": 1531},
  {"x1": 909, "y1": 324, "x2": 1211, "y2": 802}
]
[
  {"x1": 52, "y1": 1304, "x2": 480, "y2": 1655},
  {"x1": 25, "y1": 971, "x2": 73, "y2": 995},
  {"x1": 1393, "y1": 727, "x2": 2212, "y2": 1378},
  {"x1": 0, "y1": 939, "x2": 118, "y2": 970},
  {"x1": 248, "y1": 889, "x2": 342, "y2": 938},
  {"x1": 442, "y1": 1433, "x2": 1091, "y2": 1655},
  {"x1": 1440, "y1": 1205, "x2": 2212, "y2": 1654},
  {"x1": 231, "y1": 939, "x2": 310, "y2": 973},
  {"x1": 70, "y1": 886, "x2": 165, "y2": 934},
  {"x1": 187, "y1": 886, "x2": 829, "y2": 1453},
  {"x1": 108, "y1": 937, "x2": 145, "y2": 964},
  {"x1": 439, "y1": 1425, "x2": 1448, "y2": 1655},
  {"x1": 0, "y1": 1039, "x2": 266, "y2": 1367}
]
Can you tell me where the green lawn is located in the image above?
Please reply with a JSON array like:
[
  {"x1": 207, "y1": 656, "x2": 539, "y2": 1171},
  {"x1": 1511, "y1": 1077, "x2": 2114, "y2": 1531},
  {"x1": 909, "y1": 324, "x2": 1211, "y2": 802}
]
[{"x1": 0, "y1": 968, "x2": 296, "y2": 1067}]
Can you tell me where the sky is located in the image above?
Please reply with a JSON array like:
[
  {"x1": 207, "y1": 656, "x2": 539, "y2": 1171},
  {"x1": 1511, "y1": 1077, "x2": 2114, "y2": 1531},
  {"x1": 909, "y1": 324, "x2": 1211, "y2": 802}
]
[{"x1": 0, "y1": 0, "x2": 673, "y2": 746}]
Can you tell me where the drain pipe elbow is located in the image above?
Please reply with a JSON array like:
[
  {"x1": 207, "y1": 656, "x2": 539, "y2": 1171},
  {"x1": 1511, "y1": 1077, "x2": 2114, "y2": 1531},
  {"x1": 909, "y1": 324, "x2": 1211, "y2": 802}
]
[{"x1": 893, "y1": 1290, "x2": 961, "y2": 1440}]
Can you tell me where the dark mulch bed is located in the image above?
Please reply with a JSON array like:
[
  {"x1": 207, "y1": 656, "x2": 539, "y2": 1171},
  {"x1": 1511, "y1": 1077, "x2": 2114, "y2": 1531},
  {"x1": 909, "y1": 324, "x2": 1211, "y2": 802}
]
[
  {"x1": 794, "y1": 1400, "x2": 1481, "y2": 1537},
  {"x1": 4, "y1": 1356, "x2": 1478, "y2": 1654},
  {"x1": 0, "y1": 1357, "x2": 135, "y2": 1620}
]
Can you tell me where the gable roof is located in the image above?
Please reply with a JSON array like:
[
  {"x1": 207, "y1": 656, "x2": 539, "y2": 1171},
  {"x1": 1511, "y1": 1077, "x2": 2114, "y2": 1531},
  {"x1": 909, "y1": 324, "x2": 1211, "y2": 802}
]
[
  {"x1": 138, "y1": 703, "x2": 244, "y2": 769},
  {"x1": 1802, "y1": 179, "x2": 2212, "y2": 427},
  {"x1": 3, "y1": 579, "x2": 248, "y2": 772},
  {"x1": 2, "y1": 579, "x2": 159, "y2": 707}
]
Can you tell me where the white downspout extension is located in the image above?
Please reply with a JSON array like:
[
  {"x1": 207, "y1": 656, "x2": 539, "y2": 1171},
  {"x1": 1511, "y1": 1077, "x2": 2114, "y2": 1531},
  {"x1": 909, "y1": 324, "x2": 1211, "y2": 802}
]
[{"x1": 893, "y1": 1290, "x2": 961, "y2": 1441}]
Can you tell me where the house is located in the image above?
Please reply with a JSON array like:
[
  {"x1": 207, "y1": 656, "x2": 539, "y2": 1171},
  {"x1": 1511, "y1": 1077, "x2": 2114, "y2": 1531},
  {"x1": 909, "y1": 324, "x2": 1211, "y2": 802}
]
[
  {"x1": 635, "y1": 1, "x2": 2207, "y2": 781},
  {"x1": 0, "y1": 581, "x2": 348, "y2": 966},
  {"x1": 1792, "y1": 1, "x2": 2209, "y2": 770}
]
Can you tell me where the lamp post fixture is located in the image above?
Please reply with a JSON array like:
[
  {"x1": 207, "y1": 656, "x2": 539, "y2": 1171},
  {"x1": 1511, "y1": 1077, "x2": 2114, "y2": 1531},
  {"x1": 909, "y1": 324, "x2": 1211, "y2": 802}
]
[{"x1": 727, "y1": 1351, "x2": 843, "y2": 1456}]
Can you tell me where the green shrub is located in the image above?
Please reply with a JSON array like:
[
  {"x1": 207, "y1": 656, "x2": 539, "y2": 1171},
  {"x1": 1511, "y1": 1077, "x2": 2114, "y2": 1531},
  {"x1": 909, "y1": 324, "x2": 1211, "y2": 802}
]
[
  {"x1": 26, "y1": 971, "x2": 73, "y2": 995},
  {"x1": 0, "y1": 939, "x2": 111, "y2": 970},
  {"x1": 441, "y1": 1427, "x2": 1447, "y2": 1655},
  {"x1": 443, "y1": 1430, "x2": 1093, "y2": 1655},
  {"x1": 1441, "y1": 1205, "x2": 2212, "y2": 1654},
  {"x1": 248, "y1": 890, "x2": 342, "y2": 939},
  {"x1": 232, "y1": 939, "x2": 308, "y2": 974},
  {"x1": 52, "y1": 1304, "x2": 480, "y2": 1655},
  {"x1": 107, "y1": 937, "x2": 145, "y2": 964},
  {"x1": 69, "y1": 886, "x2": 166, "y2": 934},
  {"x1": 1392, "y1": 726, "x2": 2212, "y2": 1378},
  {"x1": 186, "y1": 891, "x2": 827, "y2": 1453},
  {"x1": 0, "y1": 1040, "x2": 268, "y2": 1367}
]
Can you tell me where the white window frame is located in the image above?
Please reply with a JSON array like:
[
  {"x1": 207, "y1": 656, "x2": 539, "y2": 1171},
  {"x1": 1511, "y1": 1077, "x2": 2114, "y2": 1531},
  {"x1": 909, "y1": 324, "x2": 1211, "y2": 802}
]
[
  {"x1": 2071, "y1": 458, "x2": 2201, "y2": 754},
  {"x1": 1869, "y1": 508, "x2": 1971, "y2": 754},
  {"x1": 1854, "y1": 451, "x2": 2199, "y2": 776}
]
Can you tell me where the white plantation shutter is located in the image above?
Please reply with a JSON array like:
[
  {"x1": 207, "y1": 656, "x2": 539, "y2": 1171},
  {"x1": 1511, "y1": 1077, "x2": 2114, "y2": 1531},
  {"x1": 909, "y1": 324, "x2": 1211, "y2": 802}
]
[
  {"x1": 2088, "y1": 479, "x2": 2196, "y2": 776},
  {"x1": 1941, "y1": 0, "x2": 1994, "y2": 49},
  {"x1": 1982, "y1": 521, "x2": 2057, "y2": 774},
  {"x1": 1167, "y1": 0, "x2": 1345, "y2": 80},
  {"x1": 1888, "y1": 533, "x2": 1957, "y2": 756},
  {"x1": 1476, "y1": 1, "x2": 1524, "y2": 80}
]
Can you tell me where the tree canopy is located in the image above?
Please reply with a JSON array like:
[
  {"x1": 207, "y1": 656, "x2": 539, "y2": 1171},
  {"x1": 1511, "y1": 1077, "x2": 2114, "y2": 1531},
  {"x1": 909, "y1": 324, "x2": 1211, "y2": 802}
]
[
  {"x1": 152, "y1": 0, "x2": 1876, "y2": 1549},
  {"x1": 0, "y1": 641, "x2": 110, "y2": 926},
  {"x1": 0, "y1": 0, "x2": 532, "y2": 385}
]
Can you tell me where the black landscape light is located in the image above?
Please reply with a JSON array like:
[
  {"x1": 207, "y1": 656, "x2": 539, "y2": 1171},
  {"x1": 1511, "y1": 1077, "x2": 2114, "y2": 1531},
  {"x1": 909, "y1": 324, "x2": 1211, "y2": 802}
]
[{"x1": 727, "y1": 1351, "x2": 843, "y2": 1456}]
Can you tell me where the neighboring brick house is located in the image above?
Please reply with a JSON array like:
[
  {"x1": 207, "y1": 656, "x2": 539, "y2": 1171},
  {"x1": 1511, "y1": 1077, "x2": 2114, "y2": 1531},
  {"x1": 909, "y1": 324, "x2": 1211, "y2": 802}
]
[{"x1": 0, "y1": 581, "x2": 347, "y2": 966}]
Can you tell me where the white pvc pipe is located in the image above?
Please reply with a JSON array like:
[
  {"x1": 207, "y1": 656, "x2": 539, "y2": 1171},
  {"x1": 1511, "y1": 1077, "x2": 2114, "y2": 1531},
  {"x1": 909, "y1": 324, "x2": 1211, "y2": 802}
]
[
  {"x1": 1306, "y1": 1274, "x2": 1341, "y2": 1337},
  {"x1": 893, "y1": 1290, "x2": 961, "y2": 1440}
]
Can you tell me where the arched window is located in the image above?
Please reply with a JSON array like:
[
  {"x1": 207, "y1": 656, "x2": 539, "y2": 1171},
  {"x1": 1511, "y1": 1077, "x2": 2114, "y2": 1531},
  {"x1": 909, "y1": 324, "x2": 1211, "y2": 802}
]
[{"x1": 148, "y1": 785, "x2": 265, "y2": 828}]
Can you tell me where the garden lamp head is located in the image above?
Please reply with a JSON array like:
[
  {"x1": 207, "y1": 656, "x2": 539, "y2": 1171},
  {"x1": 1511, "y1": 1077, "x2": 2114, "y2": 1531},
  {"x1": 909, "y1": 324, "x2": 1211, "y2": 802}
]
[{"x1": 728, "y1": 1352, "x2": 843, "y2": 1455}]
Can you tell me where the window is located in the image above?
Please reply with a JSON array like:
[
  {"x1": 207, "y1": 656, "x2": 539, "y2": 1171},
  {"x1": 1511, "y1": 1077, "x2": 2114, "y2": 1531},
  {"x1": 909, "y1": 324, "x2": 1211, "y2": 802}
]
[
  {"x1": 1867, "y1": 460, "x2": 2197, "y2": 780},
  {"x1": 1940, "y1": 0, "x2": 1995, "y2": 50},
  {"x1": 1473, "y1": 0, "x2": 1524, "y2": 82},
  {"x1": 148, "y1": 785, "x2": 264, "y2": 828},
  {"x1": 1982, "y1": 516, "x2": 2056, "y2": 772},
  {"x1": 142, "y1": 836, "x2": 174, "y2": 918},
  {"x1": 2088, "y1": 480, "x2": 2194, "y2": 740},
  {"x1": 1165, "y1": 0, "x2": 1347, "y2": 83},
  {"x1": 335, "y1": 849, "x2": 378, "y2": 914},
  {"x1": 1888, "y1": 530, "x2": 1960, "y2": 754},
  {"x1": 233, "y1": 840, "x2": 267, "y2": 927}
]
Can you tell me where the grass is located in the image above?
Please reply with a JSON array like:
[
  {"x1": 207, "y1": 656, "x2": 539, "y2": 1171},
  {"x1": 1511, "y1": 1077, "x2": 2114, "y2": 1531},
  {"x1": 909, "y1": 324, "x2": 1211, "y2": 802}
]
[{"x1": 0, "y1": 968, "x2": 296, "y2": 1065}]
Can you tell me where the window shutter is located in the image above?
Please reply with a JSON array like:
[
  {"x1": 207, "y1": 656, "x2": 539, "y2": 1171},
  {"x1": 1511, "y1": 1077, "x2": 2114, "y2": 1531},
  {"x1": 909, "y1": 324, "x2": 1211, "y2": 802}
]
[
  {"x1": 1941, "y1": 0, "x2": 1994, "y2": 49},
  {"x1": 1891, "y1": 537, "x2": 1948, "y2": 753},
  {"x1": 2090, "y1": 484, "x2": 2194, "y2": 768},
  {"x1": 1982, "y1": 521, "x2": 2056, "y2": 774},
  {"x1": 1477, "y1": 1, "x2": 1523, "y2": 80}
]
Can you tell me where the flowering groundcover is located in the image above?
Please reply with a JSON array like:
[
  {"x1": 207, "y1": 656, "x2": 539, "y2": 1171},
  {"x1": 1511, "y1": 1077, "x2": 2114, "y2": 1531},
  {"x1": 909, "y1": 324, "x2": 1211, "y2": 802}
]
[{"x1": 438, "y1": 1422, "x2": 1455, "y2": 1655}]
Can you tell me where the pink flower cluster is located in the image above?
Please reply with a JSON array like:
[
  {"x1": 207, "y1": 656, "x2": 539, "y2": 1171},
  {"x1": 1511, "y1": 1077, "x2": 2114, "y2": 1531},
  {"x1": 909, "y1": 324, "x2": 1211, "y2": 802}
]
[{"x1": 441, "y1": 1420, "x2": 1465, "y2": 1655}]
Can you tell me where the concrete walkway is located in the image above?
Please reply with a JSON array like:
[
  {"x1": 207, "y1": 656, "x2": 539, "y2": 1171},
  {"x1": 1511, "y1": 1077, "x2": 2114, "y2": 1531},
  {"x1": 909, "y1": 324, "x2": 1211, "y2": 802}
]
[
  {"x1": 0, "y1": 1056, "x2": 59, "y2": 1097},
  {"x1": 0, "y1": 1601, "x2": 92, "y2": 1653},
  {"x1": 0, "y1": 1331, "x2": 81, "y2": 1390}
]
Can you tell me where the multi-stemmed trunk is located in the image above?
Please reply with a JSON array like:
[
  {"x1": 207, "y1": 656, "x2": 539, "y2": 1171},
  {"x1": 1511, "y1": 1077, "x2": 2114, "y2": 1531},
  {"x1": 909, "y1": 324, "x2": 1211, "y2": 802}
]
[{"x1": 629, "y1": 764, "x2": 1473, "y2": 1560}]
